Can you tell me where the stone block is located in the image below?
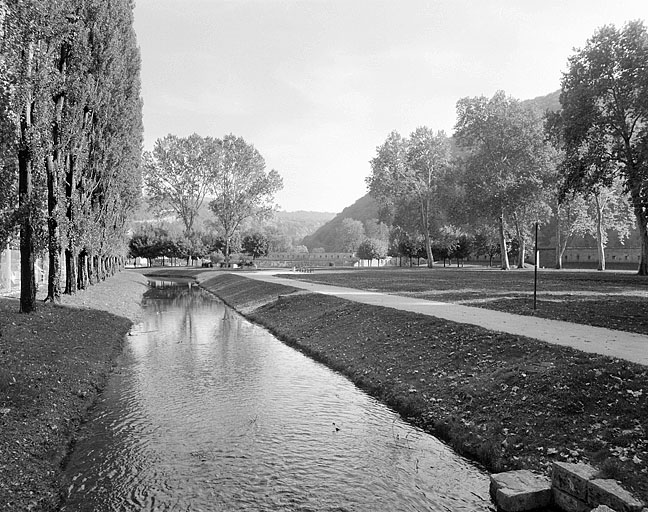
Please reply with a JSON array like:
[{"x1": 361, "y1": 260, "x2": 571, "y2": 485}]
[
  {"x1": 552, "y1": 462, "x2": 600, "y2": 501},
  {"x1": 587, "y1": 479, "x2": 645, "y2": 512},
  {"x1": 490, "y1": 470, "x2": 552, "y2": 512},
  {"x1": 553, "y1": 487, "x2": 591, "y2": 512}
]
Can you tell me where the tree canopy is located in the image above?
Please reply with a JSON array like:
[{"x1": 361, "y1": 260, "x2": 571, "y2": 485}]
[
  {"x1": 454, "y1": 91, "x2": 554, "y2": 269},
  {"x1": 0, "y1": 0, "x2": 143, "y2": 311},
  {"x1": 367, "y1": 128, "x2": 451, "y2": 267},
  {"x1": 144, "y1": 134, "x2": 220, "y2": 236},
  {"x1": 209, "y1": 134, "x2": 283, "y2": 265},
  {"x1": 559, "y1": 20, "x2": 648, "y2": 275}
]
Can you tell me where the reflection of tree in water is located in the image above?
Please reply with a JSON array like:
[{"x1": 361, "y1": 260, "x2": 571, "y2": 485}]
[
  {"x1": 143, "y1": 280, "x2": 213, "y2": 309},
  {"x1": 219, "y1": 307, "x2": 245, "y2": 341},
  {"x1": 141, "y1": 280, "x2": 218, "y2": 340}
]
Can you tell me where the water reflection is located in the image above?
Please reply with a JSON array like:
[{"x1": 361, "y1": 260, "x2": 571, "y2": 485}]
[{"x1": 62, "y1": 279, "x2": 495, "y2": 511}]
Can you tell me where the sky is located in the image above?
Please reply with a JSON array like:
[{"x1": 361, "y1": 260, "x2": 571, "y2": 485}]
[{"x1": 133, "y1": 0, "x2": 647, "y2": 213}]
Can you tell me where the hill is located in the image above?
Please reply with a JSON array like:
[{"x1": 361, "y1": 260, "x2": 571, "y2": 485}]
[
  {"x1": 258, "y1": 210, "x2": 336, "y2": 246},
  {"x1": 301, "y1": 194, "x2": 380, "y2": 251},
  {"x1": 522, "y1": 89, "x2": 561, "y2": 113}
]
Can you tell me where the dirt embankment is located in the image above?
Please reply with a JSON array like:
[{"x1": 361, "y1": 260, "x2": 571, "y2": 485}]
[{"x1": 197, "y1": 272, "x2": 648, "y2": 505}]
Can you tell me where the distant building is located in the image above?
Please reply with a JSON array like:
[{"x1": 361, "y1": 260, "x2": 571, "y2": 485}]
[{"x1": 257, "y1": 252, "x2": 357, "y2": 268}]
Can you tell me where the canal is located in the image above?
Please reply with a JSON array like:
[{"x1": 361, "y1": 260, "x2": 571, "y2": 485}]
[{"x1": 61, "y1": 279, "x2": 495, "y2": 511}]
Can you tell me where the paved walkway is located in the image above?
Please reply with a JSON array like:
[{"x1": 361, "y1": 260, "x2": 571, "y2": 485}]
[{"x1": 239, "y1": 271, "x2": 648, "y2": 367}]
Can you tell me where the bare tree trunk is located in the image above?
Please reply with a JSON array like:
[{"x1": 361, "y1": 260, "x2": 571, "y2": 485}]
[
  {"x1": 64, "y1": 154, "x2": 77, "y2": 294},
  {"x1": 499, "y1": 213, "x2": 510, "y2": 270},
  {"x1": 87, "y1": 251, "x2": 94, "y2": 286},
  {"x1": 64, "y1": 246, "x2": 77, "y2": 295},
  {"x1": 77, "y1": 250, "x2": 87, "y2": 290},
  {"x1": 94, "y1": 254, "x2": 100, "y2": 282},
  {"x1": 225, "y1": 236, "x2": 231, "y2": 267},
  {"x1": 513, "y1": 214, "x2": 526, "y2": 268},
  {"x1": 45, "y1": 156, "x2": 62, "y2": 302},
  {"x1": 594, "y1": 195, "x2": 606, "y2": 271},
  {"x1": 18, "y1": 43, "x2": 36, "y2": 313},
  {"x1": 420, "y1": 198, "x2": 434, "y2": 268},
  {"x1": 636, "y1": 211, "x2": 648, "y2": 276},
  {"x1": 19, "y1": 135, "x2": 36, "y2": 313},
  {"x1": 555, "y1": 204, "x2": 563, "y2": 269}
]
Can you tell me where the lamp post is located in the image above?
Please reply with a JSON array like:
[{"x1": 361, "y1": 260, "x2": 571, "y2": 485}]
[{"x1": 533, "y1": 221, "x2": 538, "y2": 310}]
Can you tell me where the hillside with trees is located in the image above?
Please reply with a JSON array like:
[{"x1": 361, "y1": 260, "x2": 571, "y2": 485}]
[{"x1": 301, "y1": 194, "x2": 381, "y2": 251}]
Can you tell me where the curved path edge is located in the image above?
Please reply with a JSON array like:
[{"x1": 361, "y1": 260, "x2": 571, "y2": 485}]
[{"x1": 237, "y1": 271, "x2": 648, "y2": 367}]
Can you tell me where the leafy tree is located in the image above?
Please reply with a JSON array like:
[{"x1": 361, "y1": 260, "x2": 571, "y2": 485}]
[
  {"x1": 201, "y1": 231, "x2": 226, "y2": 256},
  {"x1": 368, "y1": 128, "x2": 451, "y2": 267},
  {"x1": 559, "y1": 20, "x2": 648, "y2": 275},
  {"x1": 242, "y1": 232, "x2": 270, "y2": 260},
  {"x1": 336, "y1": 218, "x2": 365, "y2": 252},
  {"x1": 454, "y1": 91, "x2": 554, "y2": 270},
  {"x1": 0, "y1": 88, "x2": 17, "y2": 249},
  {"x1": 578, "y1": 180, "x2": 635, "y2": 271},
  {"x1": 451, "y1": 234, "x2": 473, "y2": 266},
  {"x1": 129, "y1": 225, "x2": 164, "y2": 266},
  {"x1": 392, "y1": 228, "x2": 425, "y2": 267},
  {"x1": 432, "y1": 225, "x2": 463, "y2": 267},
  {"x1": 2, "y1": 1, "x2": 52, "y2": 311},
  {"x1": 356, "y1": 238, "x2": 388, "y2": 265},
  {"x1": 1, "y1": 0, "x2": 142, "y2": 307},
  {"x1": 472, "y1": 224, "x2": 500, "y2": 267},
  {"x1": 364, "y1": 218, "x2": 389, "y2": 243},
  {"x1": 208, "y1": 134, "x2": 282, "y2": 266},
  {"x1": 144, "y1": 134, "x2": 220, "y2": 236}
]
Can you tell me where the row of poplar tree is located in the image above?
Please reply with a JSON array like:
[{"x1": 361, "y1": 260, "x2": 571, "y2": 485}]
[
  {"x1": 367, "y1": 21, "x2": 648, "y2": 275},
  {"x1": 0, "y1": 1, "x2": 143, "y2": 312}
]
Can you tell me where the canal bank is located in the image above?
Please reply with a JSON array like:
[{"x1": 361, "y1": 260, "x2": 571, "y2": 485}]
[
  {"x1": 1, "y1": 268, "x2": 646, "y2": 510},
  {"x1": 61, "y1": 276, "x2": 495, "y2": 511},
  {"x1": 190, "y1": 271, "x2": 648, "y2": 506},
  {"x1": 0, "y1": 270, "x2": 148, "y2": 511}
]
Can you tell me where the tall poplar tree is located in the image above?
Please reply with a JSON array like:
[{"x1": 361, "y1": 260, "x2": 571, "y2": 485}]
[{"x1": 0, "y1": 0, "x2": 142, "y2": 309}]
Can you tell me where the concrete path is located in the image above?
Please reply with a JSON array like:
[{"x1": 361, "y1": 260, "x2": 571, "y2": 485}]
[{"x1": 239, "y1": 271, "x2": 648, "y2": 367}]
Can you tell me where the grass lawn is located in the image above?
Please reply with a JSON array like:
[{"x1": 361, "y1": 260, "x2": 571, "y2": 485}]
[{"x1": 277, "y1": 266, "x2": 648, "y2": 335}]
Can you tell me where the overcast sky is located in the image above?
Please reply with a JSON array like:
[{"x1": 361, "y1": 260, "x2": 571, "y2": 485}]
[{"x1": 133, "y1": 0, "x2": 647, "y2": 213}]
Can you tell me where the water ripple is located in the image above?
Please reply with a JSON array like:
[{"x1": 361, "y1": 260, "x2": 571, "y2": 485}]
[{"x1": 61, "y1": 280, "x2": 495, "y2": 511}]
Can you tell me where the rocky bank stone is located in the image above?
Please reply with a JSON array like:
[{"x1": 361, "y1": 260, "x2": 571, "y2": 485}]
[{"x1": 490, "y1": 470, "x2": 552, "y2": 512}]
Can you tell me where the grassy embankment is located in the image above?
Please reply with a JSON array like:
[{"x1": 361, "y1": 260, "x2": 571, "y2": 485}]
[
  {"x1": 189, "y1": 268, "x2": 648, "y2": 504},
  {"x1": 0, "y1": 270, "x2": 148, "y2": 511}
]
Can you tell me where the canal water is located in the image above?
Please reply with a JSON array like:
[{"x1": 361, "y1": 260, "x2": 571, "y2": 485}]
[{"x1": 61, "y1": 279, "x2": 495, "y2": 511}]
